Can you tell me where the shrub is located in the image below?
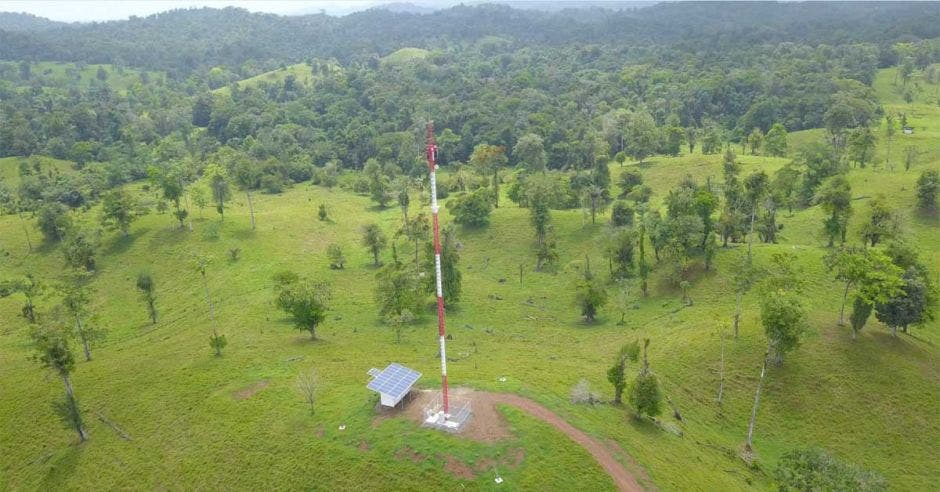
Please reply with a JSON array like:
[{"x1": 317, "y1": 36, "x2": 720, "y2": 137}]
[
  {"x1": 775, "y1": 449, "x2": 887, "y2": 492},
  {"x1": 261, "y1": 174, "x2": 285, "y2": 194},
  {"x1": 327, "y1": 244, "x2": 345, "y2": 269},
  {"x1": 63, "y1": 230, "x2": 97, "y2": 270},
  {"x1": 447, "y1": 189, "x2": 492, "y2": 227}
]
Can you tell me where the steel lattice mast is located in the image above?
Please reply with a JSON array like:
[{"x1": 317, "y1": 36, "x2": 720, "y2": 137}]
[{"x1": 426, "y1": 121, "x2": 449, "y2": 415}]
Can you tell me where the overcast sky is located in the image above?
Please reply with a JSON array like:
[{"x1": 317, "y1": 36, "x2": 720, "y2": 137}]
[{"x1": 0, "y1": 1, "x2": 409, "y2": 22}]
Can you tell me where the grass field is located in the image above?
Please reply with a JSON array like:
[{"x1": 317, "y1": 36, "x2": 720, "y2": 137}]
[
  {"x1": 0, "y1": 61, "x2": 164, "y2": 93},
  {"x1": 212, "y1": 62, "x2": 342, "y2": 96},
  {"x1": 1, "y1": 68, "x2": 938, "y2": 490}
]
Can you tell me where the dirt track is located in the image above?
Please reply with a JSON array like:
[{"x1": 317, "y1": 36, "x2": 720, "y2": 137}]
[
  {"x1": 479, "y1": 392, "x2": 644, "y2": 492},
  {"x1": 379, "y1": 389, "x2": 645, "y2": 491}
]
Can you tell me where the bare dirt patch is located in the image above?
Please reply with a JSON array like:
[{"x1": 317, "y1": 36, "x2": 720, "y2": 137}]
[
  {"x1": 357, "y1": 441, "x2": 370, "y2": 452},
  {"x1": 233, "y1": 380, "x2": 269, "y2": 400},
  {"x1": 373, "y1": 388, "x2": 644, "y2": 491}
]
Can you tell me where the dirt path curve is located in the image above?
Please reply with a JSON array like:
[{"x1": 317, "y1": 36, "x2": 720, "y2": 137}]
[{"x1": 478, "y1": 392, "x2": 644, "y2": 492}]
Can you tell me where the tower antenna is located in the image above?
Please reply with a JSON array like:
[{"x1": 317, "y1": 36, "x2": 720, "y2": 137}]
[{"x1": 426, "y1": 120, "x2": 449, "y2": 416}]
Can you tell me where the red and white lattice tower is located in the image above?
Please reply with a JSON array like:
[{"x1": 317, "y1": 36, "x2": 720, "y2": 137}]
[{"x1": 426, "y1": 121, "x2": 449, "y2": 416}]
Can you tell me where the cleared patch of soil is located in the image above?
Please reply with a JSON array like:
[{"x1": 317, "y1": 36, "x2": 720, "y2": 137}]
[
  {"x1": 233, "y1": 380, "x2": 269, "y2": 400},
  {"x1": 374, "y1": 388, "x2": 644, "y2": 491}
]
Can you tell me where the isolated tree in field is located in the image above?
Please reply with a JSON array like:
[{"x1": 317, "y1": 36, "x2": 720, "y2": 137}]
[
  {"x1": 203, "y1": 163, "x2": 231, "y2": 220},
  {"x1": 100, "y1": 188, "x2": 137, "y2": 236},
  {"x1": 0, "y1": 274, "x2": 43, "y2": 323},
  {"x1": 875, "y1": 268, "x2": 936, "y2": 337},
  {"x1": 763, "y1": 123, "x2": 788, "y2": 157},
  {"x1": 610, "y1": 201, "x2": 634, "y2": 227},
  {"x1": 447, "y1": 189, "x2": 492, "y2": 227},
  {"x1": 424, "y1": 225, "x2": 462, "y2": 304},
  {"x1": 469, "y1": 144, "x2": 508, "y2": 207},
  {"x1": 327, "y1": 244, "x2": 346, "y2": 269},
  {"x1": 60, "y1": 275, "x2": 103, "y2": 362},
  {"x1": 148, "y1": 165, "x2": 189, "y2": 228},
  {"x1": 761, "y1": 291, "x2": 807, "y2": 365},
  {"x1": 400, "y1": 213, "x2": 430, "y2": 273},
  {"x1": 513, "y1": 133, "x2": 547, "y2": 172},
  {"x1": 607, "y1": 340, "x2": 640, "y2": 405},
  {"x1": 231, "y1": 151, "x2": 261, "y2": 229},
  {"x1": 296, "y1": 368, "x2": 318, "y2": 415},
  {"x1": 37, "y1": 203, "x2": 72, "y2": 243},
  {"x1": 63, "y1": 230, "x2": 97, "y2": 271},
  {"x1": 814, "y1": 175, "x2": 853, "y2": 247},
  {"x1": 396, "y1": 179, "x2": 410, "y2": 223},
  {"x1": 744, "y1": 170, "x2": 769, "y2": 259},
  {"x1": 618, "y1": 169, "x2": 643, "y2": 198},
  {"x1": 884, "y1": 114, "x2": 896, "y2": 170},
  {"x1": 375, "y1": 256, "x2": 420, "y2": 320},
  {"x1": 825, "y1": 247, "x2": 872, "y2": 326},
  {"x1": 637, "y1": 208, "x2": 650, "y2": 296},
  {"x1": 629, "y1": 339, "x2": 661, "y2": 418},
  {"x1": 575, "y1": 260, "x2": 608, "y2": 322},
  {"x1": 743, "y1": 350, "x2": 768, "y2": 464},
  {"x1": 605, "y1": 228, "x2": 636, "y2": 279},
  {"x1": 136, "y1": 273, "x2": 157, "y2": 324},
  {"x1": 849, "y1": 296, "x2": 874, "y2": 341},
  {"x1": 731, "y1": 257, "x2": 760, "y2": 338},
  {"x1": 585, "y1": 184, "x2": 607, "y2": 224},
  {"x1": 747, "y1": 127, "x2": 764, "y2": 155},
  {"x1": 903, "y1": 146, "x2": 917, "y2": 172},
  {"x1": 847, "y1": 127, "x2": 876, "y2": 168},
  {"x1": 193, "y1": 255, "x2": 226, "y2": 355},
  {"x1": 274, "y1": 273, "x2": 331, "y2": 340},
  {"x1": 31, "y1": 319, "x2": 88, "y2": 442},
  {"x1": 626, "y1": 110, "x2": 659, "y2": 165},
  {"x1": 859, "y1": 196, "x2": 898, "y2": 247},
  {"x1": 916, "y1": 169, "x2": 938, "y2": 212},
  {"x1": 527, "y1": 175, "x2": 553, "y2": 248},
  {"x1": 361, "y1": 223, "x2": 387, "y2": 266}
]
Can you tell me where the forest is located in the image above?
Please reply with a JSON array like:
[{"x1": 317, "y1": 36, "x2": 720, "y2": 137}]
[{"x1": 1, "y1": 2, "x2": 939, "y2": 491}]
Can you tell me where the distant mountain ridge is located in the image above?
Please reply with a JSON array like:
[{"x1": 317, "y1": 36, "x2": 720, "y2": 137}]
[
  {"x1": 0, "y1": 12, "x2": 69, "y2": 31},
  {"x1": 1, "y1": 2, "x2": 938, "y2": 75}
]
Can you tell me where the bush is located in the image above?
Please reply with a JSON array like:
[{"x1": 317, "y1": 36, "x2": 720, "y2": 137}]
[
  {"x1": 63, "y1": 230, "x2": 97, "y2": 270},
  {"x1": 629, "y1": 371, "x2": 662, "y2": 418},
  {"x1": 610, "y1": 201, "x2": 635, "y2": 227},
  {"x1": 37, "y1": 203, "x2": 72, "y2": 243},
  {"x1": 775, "y1": 449, "x2": 887, "y2": 492},
  {"x1": 352, "y1": 176, "x2": 370, "y2": 194},
  {"x1": 202, "y1": 221, "x2": 222, "y2": 240},
  {"x1": 327, "y1": 244, "x2": 345, "y2": 269},
  {"x1": 261, "y1": 174, "x2": 285, "y2": 194},
  {"x1": 447, "y1": 189, "x2": 492, "y2": 227}
]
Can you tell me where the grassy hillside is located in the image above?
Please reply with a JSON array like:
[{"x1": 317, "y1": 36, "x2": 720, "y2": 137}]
[
  {"x1": 1, "y1": 68, "x2": 938, "y2": 490},
  {"x1": 381, "y1": 48, "x2": 431, "y2": 65},
  {"x1": 213, "y1": 62, "x2": 341, "y2": 96},
  {"x1": 0, "y1": 155, "x2": 75, "y2": 186},
  {"x1": 0, "y1": 61, "x2": 164, "y2": 93}
]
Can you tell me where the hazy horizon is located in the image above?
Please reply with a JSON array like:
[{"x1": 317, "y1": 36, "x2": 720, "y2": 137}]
[{"x1": 0, "y1": 0, "x2": 431, "y2": 22}]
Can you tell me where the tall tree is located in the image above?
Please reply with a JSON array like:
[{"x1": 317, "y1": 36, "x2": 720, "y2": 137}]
[
  {"x1": 203, "y1": 163, "x2": 231, "y2": 221},
  {"x1": 273, "y1": 273, "x2": 331, "y2": 340},
  {"x1": 761, "y1": 291, "x2": 807, "y2": 365},
  {"x1": 469, "y1": 144, "x2": 508, "y2": 208},
  {"x1": 626, "y1": 110, "x2": 659, "y2": 165},
  {"x1": 859, "y1": 196, "x2": 898, "y2": 247},
  {"x1": 231, "y1": 151, "x2": 261, "y2": 229},
  {"x1": 512, "y1": 133, "x2": 547, "y2": 173},
  {"x1": 31, "y1": 318, "x2": 88, "y2": 442},
  {"x1": 607, "y1": 340, "x2": 640, "y2": 405},
  {"x1": 575, "y1": 259, "x2": 608, "y2": 322},
  {"x1": 916, "y1": 169, "x2": 938, "y2": 212},
  {"x1": 361, "y1": 223, "x2": 387, "y2": 266},
  {"x1": 100, "y1": 188, "x2": 137, "y2": 236},
  {"x1": 136, "y1": 273, "x2": 157, "y2": 324},
  {"x1": 629, "y1": 339, "x2": 661, "y2": 418},
  {"x1": 59, "y1": 275, "x2": 102, "y2": 362},
  {"x1": 763, "y1": 123, "x2": 788, "y2": 157},
  {"x1": 884, "y1": 114, "x2": 896, "y2": 170},
  {"x1": 814, "y1": 175, "x2": 853, "y2": 247},
  {"x1": 193, "y1": 255, "x2": 225, "y2": 356}
]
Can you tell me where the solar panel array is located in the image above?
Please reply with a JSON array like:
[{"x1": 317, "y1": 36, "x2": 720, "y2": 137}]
[{"x1": 367, "y1": 363, "x2": 422, "y2": 399}]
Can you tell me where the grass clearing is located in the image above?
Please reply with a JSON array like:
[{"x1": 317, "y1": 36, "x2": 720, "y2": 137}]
[{"x1": 1, "y1": 67, "x2": 938, "y2": 490}]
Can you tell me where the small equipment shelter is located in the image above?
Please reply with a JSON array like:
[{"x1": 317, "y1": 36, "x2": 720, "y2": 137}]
[{"x1": 367, "y1": 363, "x2": 422, "y2": 407}]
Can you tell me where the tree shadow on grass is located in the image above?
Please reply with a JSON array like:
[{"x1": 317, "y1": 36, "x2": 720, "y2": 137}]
[
  {"x1": 230, "y1": 228, "x2": 256, "y2": 241},
  {"x1": 102, "y1": 227, "x2": 149, "y2": 256},
  {"x1": 39, "y1": 438, "x2": 82, "y2": 490}
]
